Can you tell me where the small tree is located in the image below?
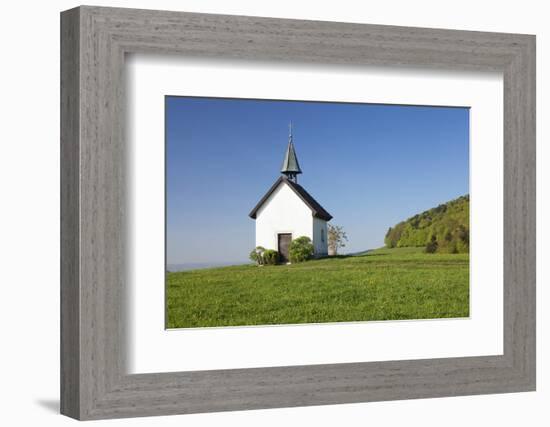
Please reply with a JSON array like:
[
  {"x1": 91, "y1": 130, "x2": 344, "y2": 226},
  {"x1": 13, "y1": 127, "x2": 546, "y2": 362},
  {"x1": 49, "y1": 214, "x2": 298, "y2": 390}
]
[
  {"x1": 425, "y1": 235, "x2": 438, "y2": 253},
  {"x1": 289, "y1": 236, "x2": 314, "y2": 263},
  {"x1": 249, "y1": 246, "x2": 266, "y2": 265},
  {"x1": 328, "y1": 224, "x2": 348, "y2": 255}
]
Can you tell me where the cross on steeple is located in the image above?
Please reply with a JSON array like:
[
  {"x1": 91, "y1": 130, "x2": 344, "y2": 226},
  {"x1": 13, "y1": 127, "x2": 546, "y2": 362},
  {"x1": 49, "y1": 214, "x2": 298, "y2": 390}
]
[{"x1": 280, "y1": 122, "x2": 302, "y2": 183}]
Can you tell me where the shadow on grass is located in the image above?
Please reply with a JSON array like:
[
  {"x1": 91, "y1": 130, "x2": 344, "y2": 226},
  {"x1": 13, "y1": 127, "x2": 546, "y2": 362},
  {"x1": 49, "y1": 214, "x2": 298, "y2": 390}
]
[{"x1": 316, "y1": 250, "x2": 387, "y2": 260}]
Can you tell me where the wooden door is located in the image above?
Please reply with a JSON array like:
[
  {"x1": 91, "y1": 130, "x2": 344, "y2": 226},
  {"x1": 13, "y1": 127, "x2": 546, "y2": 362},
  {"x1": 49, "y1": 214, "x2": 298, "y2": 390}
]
[{"x1": 277, "y1": 233, "x2": 292, "y2": 263}]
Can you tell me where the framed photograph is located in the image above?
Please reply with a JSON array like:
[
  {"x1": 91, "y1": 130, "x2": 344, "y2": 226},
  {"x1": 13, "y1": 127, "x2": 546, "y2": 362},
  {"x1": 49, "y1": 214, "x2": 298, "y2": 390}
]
[{"x1": 61, "y1": 6, "x2": 535, "y2": 420}]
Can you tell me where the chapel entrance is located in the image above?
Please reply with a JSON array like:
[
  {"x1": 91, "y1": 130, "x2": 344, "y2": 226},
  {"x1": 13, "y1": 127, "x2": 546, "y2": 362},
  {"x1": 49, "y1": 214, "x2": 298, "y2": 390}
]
[{"x1": 277, "y1": 233, "x2": 292, "y2": 263}]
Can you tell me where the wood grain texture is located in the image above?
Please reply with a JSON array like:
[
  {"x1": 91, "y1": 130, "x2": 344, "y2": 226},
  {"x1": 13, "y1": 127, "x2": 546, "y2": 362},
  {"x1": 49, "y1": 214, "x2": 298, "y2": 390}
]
[
  {"x1": 60, "y1": 6, "x2": 536, "y2": 420},
  {"x1": 60, "y1": 7, "x2": 80, "y2": 419}
]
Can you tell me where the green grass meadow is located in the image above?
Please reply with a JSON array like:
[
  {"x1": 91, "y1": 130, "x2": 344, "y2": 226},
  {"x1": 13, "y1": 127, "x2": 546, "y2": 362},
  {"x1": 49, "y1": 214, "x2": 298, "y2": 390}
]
[{"x1": 166, "y1": 247, "x2": 469, "y2": 329}]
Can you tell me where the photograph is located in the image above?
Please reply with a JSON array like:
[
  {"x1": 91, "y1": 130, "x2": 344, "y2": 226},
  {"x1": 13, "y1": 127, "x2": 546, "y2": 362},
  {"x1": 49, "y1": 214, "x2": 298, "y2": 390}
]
[{"x1": 165, "y1": 96, "x2": 470, "y2": 329}]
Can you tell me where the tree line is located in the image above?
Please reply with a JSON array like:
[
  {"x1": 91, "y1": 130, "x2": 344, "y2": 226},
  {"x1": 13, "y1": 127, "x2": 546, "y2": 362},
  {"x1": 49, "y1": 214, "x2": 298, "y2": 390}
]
[{"x1": 384, "y1": 195, "x2": 469, "y2": 254}]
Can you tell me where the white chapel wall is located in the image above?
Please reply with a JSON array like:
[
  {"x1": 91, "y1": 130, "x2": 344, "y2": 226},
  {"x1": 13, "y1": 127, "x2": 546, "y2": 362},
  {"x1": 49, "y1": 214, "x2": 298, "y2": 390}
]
[
  {"x1": 312, "y1": 217, "x2": 329, "y2": 256},
  {"x1": 255, "y1": 183, "x2": 313, "y2": 251}
]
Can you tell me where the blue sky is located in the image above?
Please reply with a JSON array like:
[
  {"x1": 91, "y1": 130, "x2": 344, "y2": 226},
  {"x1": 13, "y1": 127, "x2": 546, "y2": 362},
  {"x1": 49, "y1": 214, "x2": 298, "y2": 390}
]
[{"x1": 166, "y1": 96, "x2": 469, "y2": 264}]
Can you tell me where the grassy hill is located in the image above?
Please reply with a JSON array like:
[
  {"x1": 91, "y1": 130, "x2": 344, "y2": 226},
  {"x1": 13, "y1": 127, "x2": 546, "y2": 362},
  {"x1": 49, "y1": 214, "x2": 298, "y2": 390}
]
[
  {"x1": 167, "y1": 247, "x2": 469, "y2": 328},
  {"x1": 384, "y1": 195, "x2": 469, "y2": 253}
]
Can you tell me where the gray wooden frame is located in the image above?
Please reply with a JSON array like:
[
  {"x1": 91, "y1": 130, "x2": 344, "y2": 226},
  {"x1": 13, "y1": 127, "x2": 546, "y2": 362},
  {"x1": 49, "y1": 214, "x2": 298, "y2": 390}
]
[{"x1": 60, "y1": 5, "x2": 536, "y2": 420}]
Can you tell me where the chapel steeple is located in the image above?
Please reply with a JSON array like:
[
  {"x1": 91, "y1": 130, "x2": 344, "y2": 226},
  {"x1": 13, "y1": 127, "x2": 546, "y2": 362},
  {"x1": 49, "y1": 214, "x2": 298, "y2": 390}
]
[{"x1": 280, "y1": 122, "x2": 302, "y2": 183}]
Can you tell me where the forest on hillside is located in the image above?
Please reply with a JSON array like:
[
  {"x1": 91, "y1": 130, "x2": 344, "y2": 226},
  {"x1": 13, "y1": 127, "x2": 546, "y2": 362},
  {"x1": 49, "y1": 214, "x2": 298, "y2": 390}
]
[{"x1": 384, "y1": 195, "x2": 469, "y2": 254}]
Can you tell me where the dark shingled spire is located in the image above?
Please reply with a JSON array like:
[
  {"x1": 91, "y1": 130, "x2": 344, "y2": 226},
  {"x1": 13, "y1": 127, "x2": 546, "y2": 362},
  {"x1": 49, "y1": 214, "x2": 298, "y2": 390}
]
[{"x1": 280, "y1": 122, "x2": 302, "y2": 182}]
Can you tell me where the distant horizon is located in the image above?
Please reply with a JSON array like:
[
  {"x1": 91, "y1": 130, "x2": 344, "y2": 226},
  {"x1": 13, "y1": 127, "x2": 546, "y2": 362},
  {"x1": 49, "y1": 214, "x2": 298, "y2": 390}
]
[
  {"x1": 167, "y1": 251, "x2": 401, "y2": 270},
  {"x1": 166, "y1": 97, "x2": 469, "y2": 264},
  {"x1": 167, "y1": 246, "x2": 385, "y2": 272}
]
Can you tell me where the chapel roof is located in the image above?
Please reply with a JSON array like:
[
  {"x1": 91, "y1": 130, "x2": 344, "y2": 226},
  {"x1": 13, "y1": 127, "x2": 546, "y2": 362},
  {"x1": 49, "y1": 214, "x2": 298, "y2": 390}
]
[{"x1": 248, "y1": 176, "x2": 333, "y2": 221}]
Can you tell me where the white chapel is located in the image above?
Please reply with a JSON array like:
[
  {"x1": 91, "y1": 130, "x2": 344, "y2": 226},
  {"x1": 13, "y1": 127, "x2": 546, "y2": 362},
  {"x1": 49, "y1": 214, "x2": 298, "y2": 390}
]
[{"x1": 249, "y1": 125, "x2": 332, "y2": 262}]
